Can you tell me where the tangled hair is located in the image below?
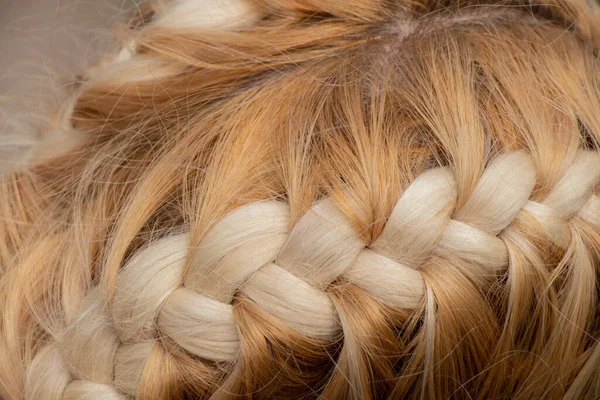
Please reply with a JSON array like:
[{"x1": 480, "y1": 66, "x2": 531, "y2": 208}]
[{"x1": 2, "y1": 0, "x2": 600, "y2": 398}]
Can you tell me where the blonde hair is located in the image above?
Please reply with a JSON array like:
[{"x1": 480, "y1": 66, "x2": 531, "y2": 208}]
[{"x1": 2, "y1": 0, "x2": 600, "y2": 398}]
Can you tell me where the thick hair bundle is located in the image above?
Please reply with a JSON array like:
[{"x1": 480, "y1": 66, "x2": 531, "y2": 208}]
[{"x1": 1, "y1": 0, "x2": 600, "y2": 398}]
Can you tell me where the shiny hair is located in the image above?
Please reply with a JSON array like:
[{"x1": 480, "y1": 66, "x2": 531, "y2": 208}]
[{"x1": 2, "y1": 0, "x2": 600, "y2": 398}]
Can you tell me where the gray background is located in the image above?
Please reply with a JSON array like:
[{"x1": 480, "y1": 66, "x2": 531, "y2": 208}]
[{"x1": 0, "y1": 0, "x2": 134, "y2": 114}]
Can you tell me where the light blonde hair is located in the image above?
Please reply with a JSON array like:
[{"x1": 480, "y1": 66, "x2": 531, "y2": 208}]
[{"x1": 2, "y1": 0, "x2": 600, "y2": 398}]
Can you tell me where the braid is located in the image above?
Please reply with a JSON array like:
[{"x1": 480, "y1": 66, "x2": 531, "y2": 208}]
[
  {"x1": 24, "y1": 150, "x2": 600, "y2": 398},
  {"x1": 2, "y1": 0, "x2": 600, "y2": 398}
]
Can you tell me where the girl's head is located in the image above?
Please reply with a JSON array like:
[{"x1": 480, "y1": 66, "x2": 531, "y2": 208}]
[{"x1": 1, "y1": 0, "x2": 600, "y2": 398}]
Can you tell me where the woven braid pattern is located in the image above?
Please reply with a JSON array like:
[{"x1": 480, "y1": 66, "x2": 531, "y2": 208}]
[{"x1": 25, "y1": 150, "x2": 600, "y2": 399}]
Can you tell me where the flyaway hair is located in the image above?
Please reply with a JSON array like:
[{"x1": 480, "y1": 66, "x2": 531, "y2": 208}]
[{"x1": 1, "y1": 0, "x2": 600, "y2": 399}]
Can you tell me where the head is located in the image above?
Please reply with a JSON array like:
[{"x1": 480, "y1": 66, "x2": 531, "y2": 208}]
[{"x1": 1, "y1": 0, "x2": 600, "y2": 398}]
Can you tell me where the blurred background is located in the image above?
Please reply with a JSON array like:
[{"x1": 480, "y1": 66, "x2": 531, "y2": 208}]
[
  {"x1": 0, "y1": 0, "x2": 135, "y2": 139},
  {"x1": 0, "y1": 0, "x2": 134, "y2": 91},
  {"x1": 0, "y1": 0, "x2": 135, "y2": 169}
]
